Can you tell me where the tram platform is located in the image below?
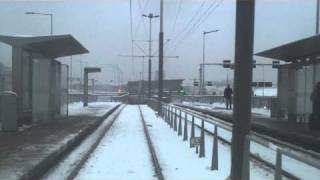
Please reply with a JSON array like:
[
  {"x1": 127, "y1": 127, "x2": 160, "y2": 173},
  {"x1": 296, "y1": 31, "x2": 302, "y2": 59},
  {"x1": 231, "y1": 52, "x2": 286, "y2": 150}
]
[
  {"x1": 0, "y1": 102, "x2": 119, "y2": 180},
  {"x1": 177, "y1": 103, "x2": 320, "y2": 153}
]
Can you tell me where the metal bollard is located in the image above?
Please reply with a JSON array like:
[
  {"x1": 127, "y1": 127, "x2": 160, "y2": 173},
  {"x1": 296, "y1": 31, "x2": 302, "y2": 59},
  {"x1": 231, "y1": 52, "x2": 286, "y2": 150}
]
[
  {"x1": 274, "y1": 149, "x2": 282, "y2": 180},
  {"x1": 164, "y1": 105, "x2": 167, "y2": 121},
  {"x1": 190, "y1": 115, "x2": 195, "y2": 148},
  {"x1": 166, "y1": 106, "x2": 171, "y2": 124},
  {"x1": 199, "y1": 119, "x2": 205, "y2": 158},
  {"x1": 178, "y1": 110, "x2": 182, "y2": 136},
  {"x1": 174, "y1": 108, "x2": 177, "y2": 131},
  {"x1": 211, "y1": 125, "x2": 218, "y2": 170},
  {"x1": 170, "y1": 106, "x2": 173, "y2": 128},
  {"x1": 183, "y1": 112, "x2": 188, "y2": 141},
  {"x1": 166, "y1": 106, "x2": 170, "y2": 123}
]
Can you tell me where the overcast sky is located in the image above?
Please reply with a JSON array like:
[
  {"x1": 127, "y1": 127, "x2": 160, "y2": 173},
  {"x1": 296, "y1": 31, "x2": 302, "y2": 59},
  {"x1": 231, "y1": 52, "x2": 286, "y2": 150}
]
[{"x1": 0, "y1": 0, "x2": 317, "y2": 85}]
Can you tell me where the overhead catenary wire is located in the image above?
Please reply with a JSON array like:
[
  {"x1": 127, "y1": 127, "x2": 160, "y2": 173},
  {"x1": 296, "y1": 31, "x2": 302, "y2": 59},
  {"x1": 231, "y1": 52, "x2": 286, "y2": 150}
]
[
  {"x1": 129, "y1": 0, "x2": 135, "y2": 80},
  {"x1": 167, "y1": 0, "x2": 224, "y2": 55},
  {"x1": 172, "y1": 0, "x2": 183, "y2": 34}
]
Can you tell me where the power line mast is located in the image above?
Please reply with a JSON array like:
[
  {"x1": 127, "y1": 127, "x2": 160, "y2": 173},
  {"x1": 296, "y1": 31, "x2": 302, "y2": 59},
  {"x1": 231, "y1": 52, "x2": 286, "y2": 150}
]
[
  {"x1": 158, "y1": 0, "x2": 164, "y2": 113},
  {"x1": 142, "y1": 13, "x2": 159, "y2": 98}
]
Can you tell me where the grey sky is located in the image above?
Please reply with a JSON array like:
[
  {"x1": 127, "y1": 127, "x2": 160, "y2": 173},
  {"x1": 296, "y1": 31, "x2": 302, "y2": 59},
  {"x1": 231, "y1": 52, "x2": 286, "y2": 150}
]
[{"x1": 0, "y1": 0, "x2": 317, "y2": 85}]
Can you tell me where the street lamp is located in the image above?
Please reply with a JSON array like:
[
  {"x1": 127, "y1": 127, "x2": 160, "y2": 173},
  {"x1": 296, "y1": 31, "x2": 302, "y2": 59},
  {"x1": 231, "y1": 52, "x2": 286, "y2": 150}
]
[
  {"x1": 201, "y1": 29, "x2": 219, "y2": 94},
  {"x1": 25, "y1": 11, "x2": 53, "y2": 35}
]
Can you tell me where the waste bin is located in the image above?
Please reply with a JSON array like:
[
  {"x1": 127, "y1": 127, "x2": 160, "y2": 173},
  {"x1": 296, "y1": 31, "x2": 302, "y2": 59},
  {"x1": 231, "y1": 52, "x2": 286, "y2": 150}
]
[{"x1": 0, "y1": 91, "x2": 18, "y2": 131}]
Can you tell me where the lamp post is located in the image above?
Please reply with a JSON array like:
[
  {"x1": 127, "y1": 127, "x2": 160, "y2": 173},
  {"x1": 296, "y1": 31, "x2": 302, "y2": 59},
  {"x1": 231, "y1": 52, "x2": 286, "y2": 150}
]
[
  {"x1": 25, "y1": 11, "x2": 53, "y2": 35},
  {"x1": 201, "y1": 29, "x2": 219, "y2": 94}
]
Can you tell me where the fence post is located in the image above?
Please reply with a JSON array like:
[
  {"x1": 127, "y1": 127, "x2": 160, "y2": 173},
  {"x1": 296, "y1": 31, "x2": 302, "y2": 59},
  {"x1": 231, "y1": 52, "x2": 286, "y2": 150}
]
[
  {"x1": 190, "y1": 115, "x2": 195, "y2": 148},
  {"x1": 166, "y1": 105, "x2": 170, "y2": 124},
  {"x1": 199, "y1": 119, "x2": 205, "y2": 157},
  {"x1": 211, "y1": 125, "x2": 218, "y2": 170},
  {"x1": 165, "y1": 105, "x2": 167, "y2": 122},
  {"x1": 168, "y1": 106, "x2": 171, "y2": 125},
  {"x1": 241, "y1": 136, "x2": 250, "y2": 180},
  {"x1": 178, "y1": 110, "x2": 182, "y2": 136},
  {"x1": 174, "y1": 108, "x2": 177, "y2": 131},
  {"x1": 183, "y1": 112, "x2": 188, "y2": 141},
  {"x1": 161, "y1": 105, "x2": 164, "y2": 117},
  {"x1": 274, "y1": 149, "x2": 282, "y2": 180},
  {"x1": 170, "y1": 106, "x2": 174, "y2": 128}
]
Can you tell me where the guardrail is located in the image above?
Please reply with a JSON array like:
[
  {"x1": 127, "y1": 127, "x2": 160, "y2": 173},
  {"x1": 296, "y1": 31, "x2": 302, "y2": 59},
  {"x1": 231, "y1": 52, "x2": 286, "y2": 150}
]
[{"x1": 158, "y1": 102, "x2": 320, "y2": 179}]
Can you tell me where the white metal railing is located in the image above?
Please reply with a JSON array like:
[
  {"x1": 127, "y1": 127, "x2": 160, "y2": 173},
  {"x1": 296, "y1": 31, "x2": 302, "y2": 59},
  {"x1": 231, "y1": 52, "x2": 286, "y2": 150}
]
[{"x1": 158, "y1": 102, "x2": 320, "y2": 179}]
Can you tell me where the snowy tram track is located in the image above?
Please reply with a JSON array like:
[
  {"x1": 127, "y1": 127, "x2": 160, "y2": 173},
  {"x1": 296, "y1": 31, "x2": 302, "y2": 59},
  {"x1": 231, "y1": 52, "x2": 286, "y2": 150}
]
[
  {"x1": 138, "y1": 105, "x2": 164, "y2": 180},
  {"x1": 65, "y1": 105, "x2": 126, "y2": 180},
  {"x1": 42, "y1": 104, "x2": 126, "y2": 180},
  {"x1": 74, "y1": 105, "x2": 159, "y2": 180}
]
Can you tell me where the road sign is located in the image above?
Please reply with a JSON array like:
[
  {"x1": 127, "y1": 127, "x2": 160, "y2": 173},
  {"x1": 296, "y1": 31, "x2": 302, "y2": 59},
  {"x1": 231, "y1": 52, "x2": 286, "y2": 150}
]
[
  {"x1": 84, "y1": 67, "x2": 101, "y2": 73},
  {"x1": 272, "y1": 60, "x2": 280, "y2": 68},
  {"x1": 190, "y1": 137, "x2": 201, "y2": 146},
  {"x1": 223, "y1": 60, "x2": 231, "y2": 68},
  {"x1": 252, "y1": 82, "x2": 272, "y2": 87}
]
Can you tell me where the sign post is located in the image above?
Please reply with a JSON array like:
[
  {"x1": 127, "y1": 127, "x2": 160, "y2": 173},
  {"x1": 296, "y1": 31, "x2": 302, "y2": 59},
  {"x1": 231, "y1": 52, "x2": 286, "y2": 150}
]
[{"x1": 83, "y1": 67, "x2": 101, "y2": 107}]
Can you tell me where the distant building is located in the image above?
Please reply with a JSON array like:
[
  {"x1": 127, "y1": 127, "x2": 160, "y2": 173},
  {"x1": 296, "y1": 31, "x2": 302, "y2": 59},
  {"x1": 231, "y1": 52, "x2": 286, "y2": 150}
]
[{"x1": 127, "y1": 79, "x2": 184, "y2": 95}]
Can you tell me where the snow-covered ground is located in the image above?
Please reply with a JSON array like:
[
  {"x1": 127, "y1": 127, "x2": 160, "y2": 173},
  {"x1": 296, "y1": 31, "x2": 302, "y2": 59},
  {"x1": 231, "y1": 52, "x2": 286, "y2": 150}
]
[
  {"x1": 172, "y1": 105, "x2": 320, "y2": 179},
  {"x1": 253, "y1": 87, "x2": 277, "y2": 97},
  {"x1": 75, "y1": 105, "x2": 157, "y2": 180},
  {"x1": 68, "y1": 102, "x2": 120, "y2": 117},
  {"x1": 183, "y1": 101, "x2": 271, "y2": 117},
  {"x1": 141, "y1": 105, "x2": 274, "y2": 180},
  {"x1": 42, "y1": 105, "x2": 124, "y2": 180},
  {"x1": 43, "y1": 104, "x2": 319, "y2": 180}
]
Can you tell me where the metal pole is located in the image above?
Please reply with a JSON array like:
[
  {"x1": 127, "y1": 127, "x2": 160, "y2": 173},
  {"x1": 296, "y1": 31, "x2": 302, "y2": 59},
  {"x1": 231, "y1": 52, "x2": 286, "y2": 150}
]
[
  {"x1": 178, "y1": 110, "x2": 182, "y2": 135},
  {"x1": 183, "y1": 112, "x2": 188, "y2": 141},
  {"x1": 199, "y1": 65, "x2": 202, "y2": 95},
  {"x1": 202, "y1": 33, "x2": 205, "y2": 95},
  {"x1": 158, "y1": 0, "x2": 164, "y2": 113},
  {"x1": 70, "y1": 56, "x2": 73, "y2": 92},
  {"x1": 262, "y1": 65, "x2": 265, "y2": 96},
  {"x1": 83, "y1": 71, "x2": 88, "y2": 107},
  {"x1": 149, "y1": 17, "x2": 152, "y2": 98},
  {"x1": 199, "y1": 119, "x2": 205, "y2": 157},
  {"x1": 211, "y1": 125, "x2": 218, "y2": 170},
  {"x1": 50, "y1": 14, "x2": 53, "y2": 35},
  {"x1": 317, "y1": 0, "x2": 319, "y2": 34},
  {"x1": 230, "y1": 0, "x2": 255, "y2": 179},
  {"x1": 190, "y1": 115, "x2": 195, "y2": 147},
  {"x1": 274, "y1": 149, "x2": 282, "y2": 180},
  {"x1": 313, "y1": 0, "x2": 319, "y2": 89}
]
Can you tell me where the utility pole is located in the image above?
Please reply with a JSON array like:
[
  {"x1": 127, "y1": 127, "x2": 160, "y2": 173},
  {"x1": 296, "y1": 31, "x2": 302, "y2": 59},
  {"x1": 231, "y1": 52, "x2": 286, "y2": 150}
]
[
  {"x1": 317, "y1": 0, "x2": 319, "y2": 34},
  {"x1": 142, "y1": 13, "x2": 159, "y2": 98},
  {"x1": 158, "y1": 0, "x2": 164, "y2": 113},
  {"x1": 230, "y1": 0, "x2": 255, "y2": 179}
]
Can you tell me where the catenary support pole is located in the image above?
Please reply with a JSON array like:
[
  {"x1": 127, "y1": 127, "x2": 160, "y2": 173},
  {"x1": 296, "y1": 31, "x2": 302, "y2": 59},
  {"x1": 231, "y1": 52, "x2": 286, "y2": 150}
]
[
  {"x1": 230, "y1": 0, "x2": 255, "y2": 179},
  {"x1": 158, "y1": 0, "x2": 164, "y2": 114}
]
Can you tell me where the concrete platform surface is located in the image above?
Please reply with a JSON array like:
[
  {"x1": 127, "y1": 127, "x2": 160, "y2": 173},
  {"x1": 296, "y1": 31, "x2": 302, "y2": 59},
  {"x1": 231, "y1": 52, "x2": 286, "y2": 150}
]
[{"x1": 0, "y1": 102, "x2": 120, "y2": 180}]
